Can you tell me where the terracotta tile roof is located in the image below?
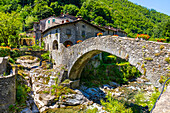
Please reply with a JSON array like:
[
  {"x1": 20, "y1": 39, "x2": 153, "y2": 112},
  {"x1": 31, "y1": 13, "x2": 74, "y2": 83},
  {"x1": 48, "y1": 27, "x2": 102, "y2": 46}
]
[{"x1": 99, "y1": 26, "x2": 127, "y2": 34}]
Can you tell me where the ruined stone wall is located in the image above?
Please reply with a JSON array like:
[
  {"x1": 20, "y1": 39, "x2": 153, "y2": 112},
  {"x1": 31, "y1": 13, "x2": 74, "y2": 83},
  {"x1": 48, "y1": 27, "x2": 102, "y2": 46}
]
[
  {"x1": 0, "y1": 75, "x2": 16, "y2": 112},
  {"x1": 0, "y1": 57, "x2": 8, "y2": 75},
  {"x1": 52, "y1": 36, "x2": 170, "y2": 88}
]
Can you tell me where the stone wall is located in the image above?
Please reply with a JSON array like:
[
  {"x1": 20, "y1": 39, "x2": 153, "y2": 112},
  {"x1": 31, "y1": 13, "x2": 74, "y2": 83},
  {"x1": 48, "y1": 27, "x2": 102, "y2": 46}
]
[
  {"x1": 0, "y1": 57, "x2": 8, "y2": 74},
  {"x1": 52, "y1": 35, "x2": 170, "y2": 88},
  {"x1": 0, "y1": 75, "x2": 16, "y2": 112}
]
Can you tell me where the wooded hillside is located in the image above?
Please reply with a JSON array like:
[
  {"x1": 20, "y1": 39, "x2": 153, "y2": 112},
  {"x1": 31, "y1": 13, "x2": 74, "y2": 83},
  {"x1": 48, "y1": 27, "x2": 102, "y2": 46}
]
[{"x1": 0, "y1": 0, "x2": 169, "y2": 39}]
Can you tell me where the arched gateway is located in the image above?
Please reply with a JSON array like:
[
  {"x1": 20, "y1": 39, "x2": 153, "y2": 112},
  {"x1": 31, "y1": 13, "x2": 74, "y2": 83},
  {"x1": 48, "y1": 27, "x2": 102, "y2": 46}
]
[
  {"x1": 53, "y1": 40, "x2": 58, "y2": 50},
  {"x1": 52, "y1": 36, "x2": 170, "y2": 88}
]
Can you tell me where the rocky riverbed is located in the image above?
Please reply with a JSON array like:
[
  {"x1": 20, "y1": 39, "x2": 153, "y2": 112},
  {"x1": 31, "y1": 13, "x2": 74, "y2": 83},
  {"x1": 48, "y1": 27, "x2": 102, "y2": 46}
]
[{"x1": 16, "y1": 56, "x2": 158, "y2": 113}]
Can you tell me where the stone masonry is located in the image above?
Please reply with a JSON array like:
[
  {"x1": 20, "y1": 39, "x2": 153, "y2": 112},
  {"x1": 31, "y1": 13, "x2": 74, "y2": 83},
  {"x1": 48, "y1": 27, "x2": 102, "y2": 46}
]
[
  {"x1": 0, "y1": 57, "x2": 16, "y2": 112},
  {"x1": 52, "y1": 35, "x2": 170, "y2": 88},
  {"x1": 0, "y1": 57, "x2": 8, "y2": 74},
  {"x1": 0, "y1": 75, "x2": 16, "y2": 112}
]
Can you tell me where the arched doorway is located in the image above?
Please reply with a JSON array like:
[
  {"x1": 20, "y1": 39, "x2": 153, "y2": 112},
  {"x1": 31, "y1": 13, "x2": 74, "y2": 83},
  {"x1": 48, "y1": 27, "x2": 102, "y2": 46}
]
[
  {"x1": 53, "y1": 40, "x2": 58, "y2": 50},
  {"x1": 23, "y1": 39, "x2": 27, "y2": 46},
  {"x1": 63, "y1": 41, "x2": 73, "y2": 48}
]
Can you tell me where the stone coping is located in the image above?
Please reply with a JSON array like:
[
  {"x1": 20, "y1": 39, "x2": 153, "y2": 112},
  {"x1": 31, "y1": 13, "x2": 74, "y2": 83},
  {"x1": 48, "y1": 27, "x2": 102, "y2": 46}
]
[
  {"x1": 0, "y1": 57, "x2": 8, "y2": 64},
  {"x1": 0, "y1": 74, "x2": 15, "y2": 78}
]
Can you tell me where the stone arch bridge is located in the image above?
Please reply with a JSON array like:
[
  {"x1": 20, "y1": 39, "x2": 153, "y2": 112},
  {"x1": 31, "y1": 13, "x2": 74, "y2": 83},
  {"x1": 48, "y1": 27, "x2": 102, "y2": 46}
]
[{"x1": 52, "y1": 35, "x2": 170, "y2": 88}]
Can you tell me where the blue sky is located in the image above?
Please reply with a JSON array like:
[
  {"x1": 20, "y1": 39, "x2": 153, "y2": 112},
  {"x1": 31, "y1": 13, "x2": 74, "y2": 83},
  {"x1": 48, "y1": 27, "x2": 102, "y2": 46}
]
[{"x1": 128, "y1": 0, "x2": 170, "y2": 16}]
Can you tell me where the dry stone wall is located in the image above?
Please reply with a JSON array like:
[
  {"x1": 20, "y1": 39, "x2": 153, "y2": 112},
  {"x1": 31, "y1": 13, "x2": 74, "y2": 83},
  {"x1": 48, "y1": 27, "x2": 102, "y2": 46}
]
[
  {"x1": 0, "y1": 75, "x2": 16, "y2": 112},
  {"x1": 0, "y1": 57, "x2": 8, "y2": 74},
  {"x1": 0, "y1": 57, "x2": 16, "y2": 112},
  {"x1": 52, "y1": 35, "x2": 170, "y2": 88}
]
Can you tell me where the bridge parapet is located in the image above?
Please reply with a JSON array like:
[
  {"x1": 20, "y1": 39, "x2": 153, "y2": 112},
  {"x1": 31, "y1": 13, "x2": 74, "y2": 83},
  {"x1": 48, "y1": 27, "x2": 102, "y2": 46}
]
[{"x1": 52, "y1": 36, "x2": 170, "y2": 88}]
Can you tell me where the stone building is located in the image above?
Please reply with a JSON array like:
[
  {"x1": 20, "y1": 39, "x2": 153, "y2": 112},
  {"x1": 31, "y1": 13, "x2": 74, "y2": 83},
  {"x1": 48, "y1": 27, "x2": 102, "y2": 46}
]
[
  {"x1": 34, "y1": 14, "x2": 127, "y2": 51},
  {"x1": 42, "y1": 17, "x2": 104, "y2": 51},
  {"x1": 33, "y1": 14, "x2": 77, "y2": 44}
]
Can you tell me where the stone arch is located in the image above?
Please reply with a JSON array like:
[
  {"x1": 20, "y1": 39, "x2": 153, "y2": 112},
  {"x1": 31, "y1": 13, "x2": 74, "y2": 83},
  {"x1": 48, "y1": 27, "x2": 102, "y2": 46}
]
[
  {"x1": 67, "y1": 48, "x2": 143, "y2": 88},
  {"x1": 63, "y1": 40, "x2": 73, "y2": 48},
  {"x1": 68, "y1": 49, "x2": 139, "y2": 81},
  {"x1": 53, "y1": 40, "x2": 58, "y2": 50},
  {"x1": 69, "y1": 50, "x2": 102, "y2": 80}
]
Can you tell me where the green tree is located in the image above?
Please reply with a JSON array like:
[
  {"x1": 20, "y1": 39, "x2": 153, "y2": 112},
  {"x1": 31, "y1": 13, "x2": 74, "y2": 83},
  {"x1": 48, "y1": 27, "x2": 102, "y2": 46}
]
[
  {"x1": 25, "y1": 15, "x2": 38, "y2": 30},
  {"x1": 0, "y1": 0, "x2": 21, "y2": 13},
  {"x1": 93, "y1": 16, "x2": 106, "y2": 26},
  {"x1": 32, "y1": 0, "x2": 54, "y2": 19},
  {"x1": 50, "y1": 2, "x2": 62, "y2": 16},
  {"x1": 0, "y1": 12, "x2": 22, "y2": 47},
  {"x1": 63, "y1": 4, "x2": 79, "y2": 16},
  {"x1": 162, "y1": 20, "x2": 170, "y2": 37}
]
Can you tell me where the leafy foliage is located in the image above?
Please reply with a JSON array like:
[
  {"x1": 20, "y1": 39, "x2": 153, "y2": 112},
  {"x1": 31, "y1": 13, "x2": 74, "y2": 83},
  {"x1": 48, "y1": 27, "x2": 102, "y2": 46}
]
[
  {"x1": 0, "y1": 12, "x2": 22, "y2": 47},
  {"x1": 101, "y1": 94, "x2": 133, "y2": 113},
  {"x1": 25, "y1": 15, "x2": 38, "y2": 30},
  {"x1": 41, "y1": 51, "x2": 49, "y2": 60},
  {"x1": 147, "y1": 90, "x2": 160, "y2": 111},
  {"x1": 162, "y1": 20, "x2": 170, "y2": 37},
  {"x1": 63, "y1": 4, "x2": 79, "y2": 16},
  {"x1": 81, "y1": 53, "x2": 141, "y2": 87},
  {"x1": 0, "y1": 46, "x2": 11, "y2": 57}
]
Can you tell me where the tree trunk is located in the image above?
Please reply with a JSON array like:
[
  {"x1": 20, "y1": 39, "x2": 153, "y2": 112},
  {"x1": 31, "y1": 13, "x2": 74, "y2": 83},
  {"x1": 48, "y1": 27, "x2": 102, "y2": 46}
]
[{"x1": 4, "y1": 38, "x2": 8, "y2": 46}]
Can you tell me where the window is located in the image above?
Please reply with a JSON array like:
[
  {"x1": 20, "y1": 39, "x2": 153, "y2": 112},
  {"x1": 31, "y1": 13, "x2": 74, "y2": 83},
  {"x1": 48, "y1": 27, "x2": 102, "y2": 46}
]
[
  {"x1": 82, "y1": 30, "x2": 85, "y2": 36},
  {"x1": 95, "y1": 33, "x2": 98, "y2": 37},
  {"x1": 56, "y1": 29, "x2": 58, "y2": 33},
  {"x1": 66, "y1": 29, "x2": 71, "y2": 35},
  {"x1": 82, "y1": 25, "x2": 85, "y2": 28},
  {"x1": 52, "y1": 19, "x2": 55, "y2": 22},
  {"x1": 48, "y1": 20, "x2": 50, "y2": 24}
]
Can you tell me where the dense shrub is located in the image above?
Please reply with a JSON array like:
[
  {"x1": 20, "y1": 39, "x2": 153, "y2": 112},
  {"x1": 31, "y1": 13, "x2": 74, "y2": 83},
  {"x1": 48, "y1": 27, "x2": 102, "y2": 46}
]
[
  {"x1": 32, "y1": 44, "x2": 42, "y2": 51},
  {"x1": 101, "y1": 94, "x2": 133, "y2": 113},
  {"x1": 147, "y1": 90, "x2": 160, "y2": 111},
  {"x1": 81, "y1": 53, "x2": 141, "y2": 86},
  {"x1": 41, "y1": 51, "x2": 49, "y2": 60},
  {"x1": 11, "y1": 48, "x2": 21, "y2": 58},
  {"x1": 0, "y1": 46, "x2": 11, "y2": 57}
]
